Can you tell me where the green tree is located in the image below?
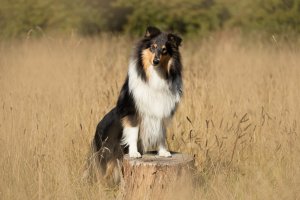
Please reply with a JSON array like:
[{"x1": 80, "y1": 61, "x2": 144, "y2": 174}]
[
  {"x1": 114, "y1": 0, "x2": 230, "y2": 36},
  {"x1": 229, "y1": 0, "x2": 300, "y2": 34},
  {"x1": 0, "y1": 0, "x2": 52, "y2": 37}
]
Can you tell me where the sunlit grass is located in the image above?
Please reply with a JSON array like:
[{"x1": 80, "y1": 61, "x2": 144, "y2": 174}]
[{"x1": 0, "y1": 34, "x2": 299, "y2": 199}]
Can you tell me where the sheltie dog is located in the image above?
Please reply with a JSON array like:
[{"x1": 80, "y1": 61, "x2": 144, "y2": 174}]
[{"x1": 87, "y1": 26, "x2": 183, "y2": 184}]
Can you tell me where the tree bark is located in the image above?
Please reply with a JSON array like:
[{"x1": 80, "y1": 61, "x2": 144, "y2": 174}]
[{"x1": 119, "y1": 153, "x2": 195, "y2": 200}]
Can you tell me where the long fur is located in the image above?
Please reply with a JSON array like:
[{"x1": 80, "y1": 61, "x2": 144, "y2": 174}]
[{"x1": 85, "y1": 26, "x2": 183, "y2": 185}]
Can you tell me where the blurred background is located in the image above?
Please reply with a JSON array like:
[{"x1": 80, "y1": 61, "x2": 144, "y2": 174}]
[
  {"x1": 1, "y1": 1, "x2": 300, "y2": 199},
  {"x1": 1, "y1": 0, "x2": 300, "y2": 38}
]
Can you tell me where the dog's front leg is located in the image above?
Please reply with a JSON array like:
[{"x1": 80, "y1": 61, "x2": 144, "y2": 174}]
[
  {"x1": 158, "y1": 143, "x2": 172, "y2": 157},
  {"x1": 158, "y1": 127, "x2": 172, "y2": 157},
  {"x1": 122, "y1": 126, "x2": 141, "y2": 158}
]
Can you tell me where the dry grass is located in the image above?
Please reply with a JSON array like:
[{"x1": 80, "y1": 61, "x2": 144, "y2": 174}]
[{"x1": 0, "y1": 33, "x2": 299, "y2": 199}]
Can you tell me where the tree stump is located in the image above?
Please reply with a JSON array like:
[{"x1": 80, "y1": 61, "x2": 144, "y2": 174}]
[{"x1": 119, "y1": 153, "x2": 195, "y2": 200}]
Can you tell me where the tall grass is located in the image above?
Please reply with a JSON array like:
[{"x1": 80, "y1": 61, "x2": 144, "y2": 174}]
[{"x1": 0, "y1": 34, "x2": 299, "y2": 199}]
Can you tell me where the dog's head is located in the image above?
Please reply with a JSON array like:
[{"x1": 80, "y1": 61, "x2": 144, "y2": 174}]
[{"x1": 141, "y1": 26, "x2": 182, "y2": 67}]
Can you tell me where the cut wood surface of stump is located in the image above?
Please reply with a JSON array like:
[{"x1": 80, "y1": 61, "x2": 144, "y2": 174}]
[{"x1": 119, "y1": 153, "x2": 195, "y2": 200}]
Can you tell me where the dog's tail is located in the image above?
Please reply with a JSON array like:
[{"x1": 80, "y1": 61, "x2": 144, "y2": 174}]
[
  {"x1": 81, "y1": 139, "x2": 103, "y2": 183},
  {"x1": 82, "y1": 107, "x2": 124, "y2": 185},
  {"x1": 82, "y1": 135, "x2": 123, "y2": 186},
  {"x1": 82, "y1": 140, "x2": 121, "y2": 185}
]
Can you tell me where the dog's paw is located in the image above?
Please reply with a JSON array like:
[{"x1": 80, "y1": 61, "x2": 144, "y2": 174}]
[
  {"x1": 158, "y1": 150, "x2": 172, "y2": 157},
  {"x1": 129, "y1": 151, "x2": 142, "y2": 158}
]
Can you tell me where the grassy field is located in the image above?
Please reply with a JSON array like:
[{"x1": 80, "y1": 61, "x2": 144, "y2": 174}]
[{"x1": 0, "y1": 34, "x2": 299, "y2": 199}]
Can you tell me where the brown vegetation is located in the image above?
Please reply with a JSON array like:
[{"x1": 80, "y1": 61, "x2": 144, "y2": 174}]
[{"x1": 0, "y1": 34, "x2": 299, "y2": 199}]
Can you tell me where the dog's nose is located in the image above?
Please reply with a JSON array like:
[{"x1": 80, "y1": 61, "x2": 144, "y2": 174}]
[{"x1": 153, "y1": 58, "x2": 160, "y2": 65}]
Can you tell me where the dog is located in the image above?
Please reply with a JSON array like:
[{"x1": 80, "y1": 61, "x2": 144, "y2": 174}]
[{"x1": 87, "y1": 26, "x2": 183, "y2": 184}]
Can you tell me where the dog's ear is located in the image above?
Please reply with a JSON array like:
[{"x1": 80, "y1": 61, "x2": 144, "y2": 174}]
[
  {"x1": 145, "y1": 26, "x2": 161, "y2": 38},
  {"x1": 168, "y1": 33, "x2": 182, "y2": 47}
]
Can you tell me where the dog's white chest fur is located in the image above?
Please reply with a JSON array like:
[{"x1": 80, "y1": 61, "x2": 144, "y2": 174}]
[
  {"x1": 127, "y1": 60, "x2": 181, "y2": 150},
  {"x1": 128, "y1": 61, "x2": 180, "y2": 119}
]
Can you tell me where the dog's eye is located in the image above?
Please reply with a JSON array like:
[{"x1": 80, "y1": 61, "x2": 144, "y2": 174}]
[{"x1": 161, "y1": 48, "x2": 167, "y2": 55}]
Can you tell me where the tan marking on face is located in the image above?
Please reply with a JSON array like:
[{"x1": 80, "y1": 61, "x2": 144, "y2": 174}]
[
  {"x1": 142, "y1": 49, "x2": 155, "y2": 80},
  {"x1": 122, "y1": 115, "x2": 139, "y2": 128},
  {"x1": 153, "y1": 44, "x2": 157, "y2": 48},
  {"x1": 160, "y1": 54, "x2": 172, "y2": 74}
]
